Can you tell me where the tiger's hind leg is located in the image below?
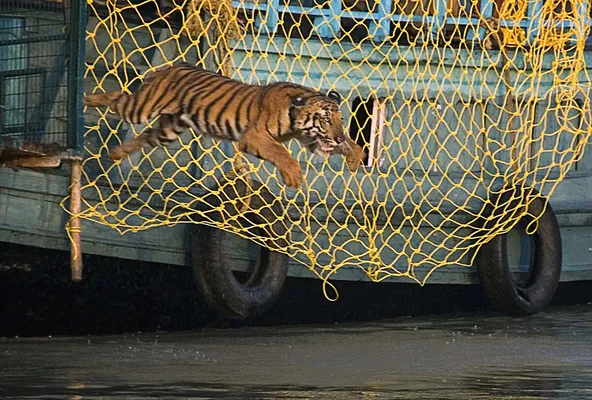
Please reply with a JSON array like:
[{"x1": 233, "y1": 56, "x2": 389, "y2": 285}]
[{"x1": 109, "y1": 114, "x2": 186, "y2": 160}]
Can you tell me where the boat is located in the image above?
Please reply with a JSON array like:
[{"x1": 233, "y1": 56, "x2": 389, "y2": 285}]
[{"x1": 1, "y1": 0, "x2": 591, "y2": 318}]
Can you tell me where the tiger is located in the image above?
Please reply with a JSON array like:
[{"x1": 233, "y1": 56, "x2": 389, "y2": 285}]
[{"x1": 84, "y1": 63, "x2": 365, "y2": 188}]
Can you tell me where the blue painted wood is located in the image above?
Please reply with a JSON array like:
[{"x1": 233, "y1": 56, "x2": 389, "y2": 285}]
[
  {"x1": 447, "y1": 100, "x2": 485, "y2": 173},
  {"x1": 429, "y1": 0, "x2": 447, "y2": 42},
  {"x1": 390, "y1": 14, "x2": 429, "y2": 24},
  {"x1": 445, "y1": 16, "x2": 478, "y2": 25},
  {"x1": 577, "y1": 1, "x2": 591, "y2": 44},
  {"x1": 232, "y1": 0, "x2": 589, "y2": 46},
  {"x1": 498, "y1": 19, "x2": 531, "y2": 28},
  {"x1": 342, "y1": 10, "x2": 382, "y2": 19},
  {"x1": 402, "y1": 97, "x2": 486, "y2": 176},
  {"x1": 531, "y1": 100, "x2": 584, "y2": 177},
  {"x1": 391, "y1": 97, "x2": 440, "y2": 173},
  {"x1": 231, "y1": 1, "x2": 268, "y2": 11},
  {"x1": 3, "y1": 167, "x2": 592, "y2": 283},
  {"x1": 11, "y1": 13, "x2": 592, "y2": 284},
  {"x1": 314, "y1": 0, "x2": 341, "y2": 38},
  {"x1": 279, "y1": 5, "x2": 326, "y2": 16},
  {"x1": 368, "y1": 0, "x2": 392, "y2": 42},
  {"x1": 527, "y1": 0, "x2": 543, "y2": 44},
  {"x1": 468, "y1": 0, "x2": 494, "y2": 42},
  {"x1": 233, "y1": 0, "x2": 397, "y2": 40},
  {"x1": 256, "y1": 0, "x2": 280, "y2": 35}
]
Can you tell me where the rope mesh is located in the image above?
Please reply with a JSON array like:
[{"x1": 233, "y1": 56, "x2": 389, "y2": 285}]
[{"x1": 63, "y1": 0, "x2": 592, "y2": 298}]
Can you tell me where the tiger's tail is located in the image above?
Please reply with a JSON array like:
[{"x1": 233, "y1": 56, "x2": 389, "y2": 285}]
[
  {"x1": 84, "y1": 92, "x2": 122, "y2": 108},
  {"x1": 84, "y1": 92, "x2": 145, "y2": 124}
]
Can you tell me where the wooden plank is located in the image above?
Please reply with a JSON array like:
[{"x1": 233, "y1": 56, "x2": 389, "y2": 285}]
[
  {"x1": 483, "y1": 95, "x2": 530, "y2": 176},
  {"x1": 434, "y1": 99, "x2": 485, "y2": 173},
  {"x1": 313, "y1": 0, "x2": 341, "y2": 38},
  {"x1": 392, "y1": 97, "x2": 439, "y2": 172},
  {"x1": 2, "y1": 167, "x2": 592, "y2": 282},
  {"x1": 5, "y1": 163, "x2": 592, "y2": 219},
  {"x1": 0, "y1": 167, "x2": 70, "y2": 196},
  {"x1": 529, "y1": 101, "x2": 579, "y2": 175},
  {"x1": 576, "y1": 140, "x2": 592, "y2": 174},
  {"x1": 9, "y1": 156, "x2": 61, "y2": 168}
]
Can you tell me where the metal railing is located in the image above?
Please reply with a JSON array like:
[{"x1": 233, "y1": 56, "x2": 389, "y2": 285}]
[{"x1": 0, "y1": 0, "x2": 85, "y2": 154}]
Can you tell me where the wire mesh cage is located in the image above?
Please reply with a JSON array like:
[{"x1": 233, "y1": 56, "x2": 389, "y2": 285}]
[{"x1": 0, "y1": 0, "x2": 84, "y2": 153}]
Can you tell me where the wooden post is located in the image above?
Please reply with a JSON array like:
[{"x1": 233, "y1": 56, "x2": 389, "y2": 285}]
[{"x1": 69, "y1": 159, "x2": 83, "y2": 282}]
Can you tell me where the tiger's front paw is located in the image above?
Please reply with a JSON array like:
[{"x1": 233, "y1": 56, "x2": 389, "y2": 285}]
[
  {"x1": 279, "y1": 159, "x2": 304, "y2": 188},
  {"x1": 346, "y1": 143, "x2": 366, "y2": 171}
]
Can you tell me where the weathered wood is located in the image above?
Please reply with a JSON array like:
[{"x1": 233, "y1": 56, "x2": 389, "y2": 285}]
[
  {"x1": 1, "y1": 156, "x2": 61, "y2": 168},
  {"x1": 2, "y1": 167, "x2": 592, "y2": 283},
  {"x1": 4, "y1": 20, "x2": 592, "y2": 285},
  {"x1": 69, "y1": 159, "x2": 83, "y2": 281}
]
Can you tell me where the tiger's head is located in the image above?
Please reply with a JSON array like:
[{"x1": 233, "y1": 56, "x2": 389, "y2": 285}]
[{"x1": 290, "y1": 90, "x2": 348, "y2": 158}]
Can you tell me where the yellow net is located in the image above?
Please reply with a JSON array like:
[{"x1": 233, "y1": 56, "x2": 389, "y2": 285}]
[{"x1": 64, "y1": 0, "x2": 592, "y2": 298}]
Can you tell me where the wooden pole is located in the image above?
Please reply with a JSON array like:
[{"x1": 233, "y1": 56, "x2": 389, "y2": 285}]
[{"x1": 69, "y1": 159, "x2": 83, "y2": 282}]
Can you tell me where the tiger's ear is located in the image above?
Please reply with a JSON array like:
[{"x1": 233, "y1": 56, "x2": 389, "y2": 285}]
[
  {"x1": 291, "y1": 96, "x2": 306, "y2": 106},
  {"x1": 327, "y1": 90, "x2": 341, "y2": 103}
]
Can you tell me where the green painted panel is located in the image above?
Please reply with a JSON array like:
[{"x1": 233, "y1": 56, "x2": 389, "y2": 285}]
[
  {"x1": 531, "y1": 101, "x2": 581, "y2": 175},
  {"x1": 5, "y1": 23, "x2": 592, "y2": 284},
  {"x1": 2, "y1": 166, "x2": 592, "y2": 283}
]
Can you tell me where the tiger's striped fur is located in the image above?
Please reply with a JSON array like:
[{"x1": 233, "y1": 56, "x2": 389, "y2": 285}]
[{"x1": 84, "y1": 63, "x2": 365, "y2": 188}]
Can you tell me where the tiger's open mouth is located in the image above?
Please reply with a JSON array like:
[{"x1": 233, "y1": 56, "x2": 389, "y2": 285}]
[{"x1": 312, "y1": 137, "x2": 336, "y2": 157}]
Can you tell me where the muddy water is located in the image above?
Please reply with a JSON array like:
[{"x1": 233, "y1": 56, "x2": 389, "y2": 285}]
[{"x1": 0, "y1": 305, "x2": 591, "y2": 399}]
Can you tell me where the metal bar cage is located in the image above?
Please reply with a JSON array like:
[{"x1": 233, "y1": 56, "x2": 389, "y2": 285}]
[{"x1": 0, "y1": 0, "x2": 85, "y2": 153}]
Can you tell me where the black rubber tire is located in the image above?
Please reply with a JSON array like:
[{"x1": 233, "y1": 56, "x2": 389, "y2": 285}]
[
  {"x1": 191, "y1": 224, "x2": 289, "y2": 319},
  {"x1": 476, "y1": 186, "x2": 562, "y2": 316},
  {"x1": 190, "y1": 179, "x2": 289, "y2": 319}
]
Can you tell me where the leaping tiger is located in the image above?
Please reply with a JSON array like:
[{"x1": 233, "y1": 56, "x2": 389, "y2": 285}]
[{"x1": 84, "y1": 63, "x2": 365, "y2": 188}]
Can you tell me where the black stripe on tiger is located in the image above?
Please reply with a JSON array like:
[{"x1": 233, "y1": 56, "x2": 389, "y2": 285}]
[
  {"x1": 123, "y1": 90, "x2": 139, "y2": 123},
  {"x1": 234, "y1": 86, "x2": 257, "y2": 134},
  {"x1": 142, "y1": 67, "x2": 197, "y2": 120},
  {"x1": 171, "y1": 70, "x2": 215, "y2": 108},
  {"x1": 201, "y1": 81, "x2": 240, "y2": 138},
  {"x1": 132, "y1": 68, "x2": 179, "y2": 123},
  {"x1": 214, "y1": 84, "x2": 247, "y2": 140}
]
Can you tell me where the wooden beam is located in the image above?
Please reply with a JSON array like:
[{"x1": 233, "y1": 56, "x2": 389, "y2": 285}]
[
  {"x1": 9, "y1": 156, "x2": 62, "y2": 168},
  {"x1": 69, "y1": 159, "x2": 83, "y2": 282}
]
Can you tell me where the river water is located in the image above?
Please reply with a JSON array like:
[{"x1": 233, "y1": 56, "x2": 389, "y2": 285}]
[{"x1": 0, "y1": 304, "x2": 590, "y2": 399}]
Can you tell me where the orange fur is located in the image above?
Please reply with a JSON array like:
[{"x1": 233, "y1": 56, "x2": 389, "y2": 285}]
[{"x1": 85, "y1": 63, "x2": 364, "y2": 188}]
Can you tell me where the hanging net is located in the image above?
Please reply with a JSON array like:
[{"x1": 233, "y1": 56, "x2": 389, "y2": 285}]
[{"x1": 63, "y1": 0, "x2": 592, "y2": 298}]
